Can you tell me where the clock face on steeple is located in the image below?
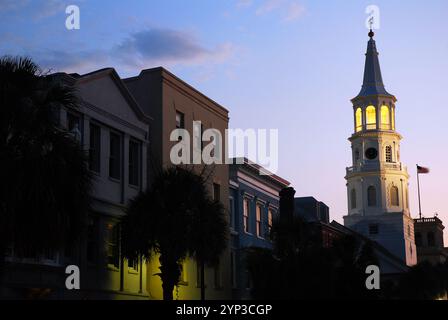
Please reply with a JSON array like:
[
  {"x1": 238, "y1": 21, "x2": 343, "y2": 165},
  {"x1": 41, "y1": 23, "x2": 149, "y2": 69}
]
[{"x1": 365, "y1": 147, "x2": 378, "y2": 160}]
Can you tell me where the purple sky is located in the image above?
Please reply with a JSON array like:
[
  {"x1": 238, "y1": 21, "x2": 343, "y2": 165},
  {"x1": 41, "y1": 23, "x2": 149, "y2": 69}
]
[{"x1": 1, "y1": 0, "x2": 447, "y2": 240}]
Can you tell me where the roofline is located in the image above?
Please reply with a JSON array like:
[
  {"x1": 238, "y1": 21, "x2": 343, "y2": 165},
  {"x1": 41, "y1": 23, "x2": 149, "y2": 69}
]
[
  {"x1": 230, "y1": 157, "x2": 290, "y2": 187},
  {"x1": 54, "y1": 68, "x2": 153, "y2": 124},
  {"x1": 125, "y1": 67, "x2": 229, "y2": 115}
]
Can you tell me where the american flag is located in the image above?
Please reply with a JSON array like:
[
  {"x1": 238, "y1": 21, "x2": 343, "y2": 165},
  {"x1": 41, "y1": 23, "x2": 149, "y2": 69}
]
[{"x1": 417, "y1": 165, "x2": 430, "y2": 174}]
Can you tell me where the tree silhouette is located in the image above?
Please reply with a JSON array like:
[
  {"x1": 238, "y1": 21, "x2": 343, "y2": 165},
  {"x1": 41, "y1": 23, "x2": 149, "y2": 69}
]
[
  {"x1": 0, "y1": 56, "x2": 91, "y2": 273},
  {"x1": 121, "y1": 167, "x2": 227, "y2": 300}
]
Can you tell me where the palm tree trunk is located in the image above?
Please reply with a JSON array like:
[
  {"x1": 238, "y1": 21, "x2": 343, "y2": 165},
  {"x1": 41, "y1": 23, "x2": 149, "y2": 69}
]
[
  {"x1": 200, "y1": 260, "x2": 205, "y2": 300},
  {"x1": 159, "y1": 254, "x2": 179, "y2": 301}
]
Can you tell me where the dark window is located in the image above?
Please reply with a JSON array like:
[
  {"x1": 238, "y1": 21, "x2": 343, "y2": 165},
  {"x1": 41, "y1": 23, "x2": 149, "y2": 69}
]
[
  {"x1": 243, "y1": 199, "x2": 250, "y2": 233},
  {"x1": 129, "y1": 140, "x2": 141, "y2": 186},
  {"x1": 256, "y1": 205, "x2": 262, "y2": 237},
  {"x1": 355, "y1": 149, "x2": 360, "y2": 162},
  {"x1": 427, "y1": 232, "x2": 435, "y2": 247},
  {"x1": 67, "y1": 112, "x2": 82, "y2": 142},
  {"x1": 176, "y1": 111, "x2": 185, "y2": 129},
  {"x1": 229, "y1": 197, "x2": 235, "y2": 229},
  {"x1": 369, "y1": 224, "x2": 379, "y2": 235},
  {"x1": 367, "y1": 186, "x2": 377, "y2": 207},
  {"x1": 89, "y1": 124, "x2": 101, "y2": 173},
  {"x1": 109, "y1": 132, "x2": 121, "y2": 179},
  {"x1": 107, "y1": 224, "x2": 120, "y2": 268},
  {"x1": 415, "y1": 232, "x2": 422, "y2": 247},
  {"x1": 351, "y1": 189, "x2": 357, "y2": 209},
  {"x1": 213, "y1": 183, "x2": 220, "y2": 201}
]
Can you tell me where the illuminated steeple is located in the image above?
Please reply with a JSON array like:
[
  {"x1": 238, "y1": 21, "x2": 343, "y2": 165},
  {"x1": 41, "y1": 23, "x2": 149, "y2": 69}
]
[{"x1": 356, "y1": 30, "x2": 393, "y2": 98}]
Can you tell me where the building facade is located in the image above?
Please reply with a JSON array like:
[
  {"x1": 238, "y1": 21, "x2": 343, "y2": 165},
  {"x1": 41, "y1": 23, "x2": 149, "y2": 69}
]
[
  {"x1": 414, "y1": 217, "x2": 448, "y2": 265},
  {"x1": 343, "y1": 31, "x2": 417, "y2": 267},
  {"x1": 229, "y1": 158, "x2": 290, "y2": 299},
  {"x1": 2, "y1": 68, "x2": 151, "y2": 299},
  {"x1": 124, "y1": 67, "x2": 231, "y2": 300}
]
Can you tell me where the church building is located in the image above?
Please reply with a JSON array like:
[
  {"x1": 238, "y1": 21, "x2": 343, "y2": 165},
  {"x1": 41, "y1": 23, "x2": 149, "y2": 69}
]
[{"x1": 343, "y1": 30, "x2": 417, "y2": 267}]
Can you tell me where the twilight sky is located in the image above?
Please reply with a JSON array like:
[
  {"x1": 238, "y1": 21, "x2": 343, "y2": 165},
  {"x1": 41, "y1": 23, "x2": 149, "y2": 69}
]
[{"x1": 1, "y1": 0, "x2": 447, "y2": 233}]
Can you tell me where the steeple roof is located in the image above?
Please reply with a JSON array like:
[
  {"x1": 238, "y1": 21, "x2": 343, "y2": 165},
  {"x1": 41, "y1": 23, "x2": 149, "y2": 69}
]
[{"x1": 355, "y1": 30, "x2": 394, "y2": 99}]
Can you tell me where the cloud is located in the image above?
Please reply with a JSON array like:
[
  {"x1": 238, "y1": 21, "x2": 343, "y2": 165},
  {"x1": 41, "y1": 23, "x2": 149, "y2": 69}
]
[
  {"x1": 115, "y1": 28, "x2": 235, "y2": 70},
  {"x1": 0, "y1": 0, "x2": 29, "y2": 12},
  {"x1": 284, "y1": 2, "x2": 305, "y2": 22},
  {"x1": 33, "y1": 0, "x2": 67, "y2": 20},
  {"x1": 33, "y1": 28, "x2": 235, "y2": 76}
]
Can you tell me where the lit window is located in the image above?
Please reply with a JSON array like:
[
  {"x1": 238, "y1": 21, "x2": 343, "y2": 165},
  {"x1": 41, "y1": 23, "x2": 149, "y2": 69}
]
[
  {"x1": 350, "y1": 189, "x2": 357, "y2": 209},
  {"x1": 355, "y1": 108, "x2": 362, "y2": 132},
  {"x1": 381, "y1": 105, "x2": 391, "y2": 130},
  {"x1": 366, "y1": 106, "x2": 376, "y2": 130},
  {"x1": 385, "y1": 146, "x2": 393, "y2": 163},
  {"x1": 391, "y1": 108, "x2": 396, "y2": 130},
  {"x1": 268, "y1": 209, "x2": 273, "y2": 235},
  {"x1": 256, "y1": 205, "x2": 262, "y2": 238},
  {"x1": 243, "y1": 198, "x2": 250, "y2": 233},
  {"x1": 390, "y1": 186, "x2": 400, "y2": 206},
  {"x1": 176, "y1": 111, "x2": 185, "y2": 129},
  {"x1": 367, "y1": 186, "x2": 377, "y2": 207}
]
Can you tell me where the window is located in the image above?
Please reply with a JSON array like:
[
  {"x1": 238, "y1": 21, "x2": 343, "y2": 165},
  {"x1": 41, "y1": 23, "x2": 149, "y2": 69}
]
[
  {"x1": 415, "y1": 232, "x2": 422, "y2": 246},
  {"x1": 268, "y1": 209, "x2": 273, "y2": 235},
  {"x1": 391, "y1": 108, "x2": 396, "y2": 130},
  {"x1": 381, "y1": 105, "x2": 391, "y2": 130},
  {"x1": 128, "y1": 257, "x2": 139, "y2": 272},
  {"x1": 243, "y1": 198, "x2": 250, "y2": 233},
  {"x1": 67, "y1": 112, "x2": 82, "y2": 142},
  {"x1": 427, "y1": 232, "x2": 435, "y2": 247},
  {"x1": 355, "y1": 108, "x2": 362, "y2": 132},
  {"x1": 107, "y1": 224, "x2": 120, "y2": 268},
  {"x1": 350, "y1": 189, "x2": 357, "y2": 209},
  {"x1": 256, "y1": 205, "x2": 262, "y2": 238},
  {"x1": 89, "y1": 124, "x2": 101, "y2": 173},
  {"x1": 369, "y1": 224, "x2": 379, "y2": 235},
  {"x1": 366, "y1": 106, "x2": 376, "y2": 130},
  {"x1": 176, "y1": 111, "x2": 185, "y2": 129},
  {"x1": 129, "y1": 139, "x2": 141, "y2": 186},
  {"x1": 109, "y1": 132, "x2": 121, "y2": 180},
  {"x1": 213, "y1": 183, "x2": 221, "y2": 201},
  {"x1": 385, "y1": 146, "x2": 393, "y2": 163},
  {"x1": 229, "y1": 197, "x2": 235, "y2": 229},
  {"x1": 367, "y1": 186, "x2": 377, "y2": 207},
  {"x1": 390, "y1": 186, "x2": 399, "y2": 206}
]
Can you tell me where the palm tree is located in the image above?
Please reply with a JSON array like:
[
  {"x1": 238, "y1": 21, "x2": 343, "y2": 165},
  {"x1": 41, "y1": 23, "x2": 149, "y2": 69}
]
[
  {"x1": 121, "y1": 166, "x2": 227, "y2": 300},
  {"x1": 0, "y1": 56, "x2": 91, "y2": 272}
]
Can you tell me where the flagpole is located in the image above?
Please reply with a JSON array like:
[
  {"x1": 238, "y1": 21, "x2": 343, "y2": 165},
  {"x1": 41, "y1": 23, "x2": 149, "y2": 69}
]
[{"x1": 417, "y1": 164, "x2": 422, "y2": 219}]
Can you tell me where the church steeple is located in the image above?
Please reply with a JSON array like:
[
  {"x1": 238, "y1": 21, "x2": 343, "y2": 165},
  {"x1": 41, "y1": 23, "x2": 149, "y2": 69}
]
[{"x1": 356, "y1": 30, "x2": 393, "y2": 98}]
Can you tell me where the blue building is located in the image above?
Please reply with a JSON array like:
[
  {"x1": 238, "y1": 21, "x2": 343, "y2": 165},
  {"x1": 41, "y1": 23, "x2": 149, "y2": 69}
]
[{"x1": 229, "y1": 158, "x2": 290, "y2": 299}]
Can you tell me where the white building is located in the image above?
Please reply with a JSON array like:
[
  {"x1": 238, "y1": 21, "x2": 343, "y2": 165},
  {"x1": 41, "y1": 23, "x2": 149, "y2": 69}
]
[{"x1": 343, "y1": 30, "x2": 417, "y2": 267}]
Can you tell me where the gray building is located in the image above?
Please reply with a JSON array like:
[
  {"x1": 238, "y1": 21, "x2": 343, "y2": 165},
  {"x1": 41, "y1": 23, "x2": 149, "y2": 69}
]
[{"x1": 229, "y1": 158, "x2": 290, "y2": 299}]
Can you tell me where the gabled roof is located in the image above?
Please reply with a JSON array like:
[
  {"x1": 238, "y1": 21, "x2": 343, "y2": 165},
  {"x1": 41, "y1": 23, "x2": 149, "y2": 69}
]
[{"x1": 51, "y1": 68, "x2": 152, "y2": 124}]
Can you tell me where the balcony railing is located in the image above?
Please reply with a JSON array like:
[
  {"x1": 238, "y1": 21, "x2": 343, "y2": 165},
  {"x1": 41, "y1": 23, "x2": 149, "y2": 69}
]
[{"x1": 346, "y1": 161, "x2": 407, "y2": 175}]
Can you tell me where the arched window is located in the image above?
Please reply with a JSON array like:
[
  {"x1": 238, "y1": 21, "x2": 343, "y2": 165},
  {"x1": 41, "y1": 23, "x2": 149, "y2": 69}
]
[
  {"x1": 390, "y1": 186, "x2": 399, "y2": 206},
  {"x1": 350, "y1": 189, "x2": 357, "y2": 209},
  {"x1": 381, "y1": 105, "x2": 391, "y2": 130},
  {"x1": 367, "y1": 186, "x2": 377, "y2": 207},
  {"x1": 355, "y1": 108, "x2": 362, "y2": 132},
  {"x1": 366, "y1": 106, "x2": 376, "y2": 130},
  {"x1": 385, "y1": 146, "x2": 393, "y2": 163}
]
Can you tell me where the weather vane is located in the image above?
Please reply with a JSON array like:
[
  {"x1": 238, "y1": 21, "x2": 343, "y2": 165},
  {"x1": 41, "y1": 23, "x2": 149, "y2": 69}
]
[{"x1": 368, "y1": 16, "x2": 374, "y2": 30}]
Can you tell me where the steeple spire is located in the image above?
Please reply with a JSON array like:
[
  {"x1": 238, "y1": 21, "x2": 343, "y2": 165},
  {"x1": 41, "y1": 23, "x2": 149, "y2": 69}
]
[{"x1": 356, "y1": 30, "x2": 393, "y2": 98}]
